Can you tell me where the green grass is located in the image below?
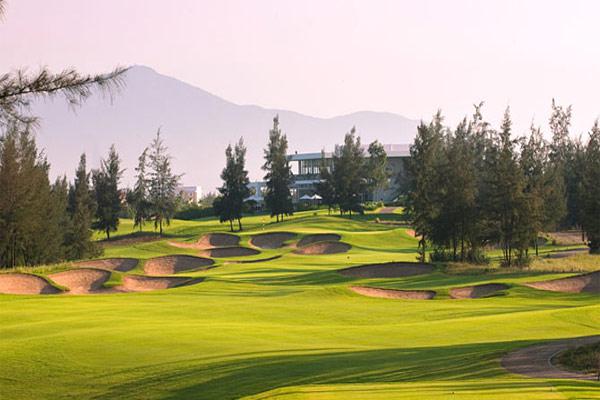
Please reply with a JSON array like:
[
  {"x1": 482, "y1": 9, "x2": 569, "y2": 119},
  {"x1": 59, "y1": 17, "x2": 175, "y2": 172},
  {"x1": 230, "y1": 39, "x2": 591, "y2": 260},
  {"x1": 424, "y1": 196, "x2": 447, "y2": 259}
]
[{"x1": 1, "y1": 212, "x2": 599, "y2": 399}]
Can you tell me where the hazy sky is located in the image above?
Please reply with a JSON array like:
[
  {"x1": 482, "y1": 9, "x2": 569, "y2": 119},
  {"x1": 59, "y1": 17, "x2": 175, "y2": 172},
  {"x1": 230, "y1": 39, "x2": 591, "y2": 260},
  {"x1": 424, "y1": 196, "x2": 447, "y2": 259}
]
[{"x1": 1, "y1": 0, "x2": 599, "y2": 137}]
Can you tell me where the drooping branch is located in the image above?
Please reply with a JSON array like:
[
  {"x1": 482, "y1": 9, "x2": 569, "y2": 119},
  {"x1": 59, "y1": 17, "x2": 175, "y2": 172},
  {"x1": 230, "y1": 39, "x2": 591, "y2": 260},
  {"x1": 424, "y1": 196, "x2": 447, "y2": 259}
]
[{"x1": 0, "y1": 66, "x2": 127, "y2": 125}]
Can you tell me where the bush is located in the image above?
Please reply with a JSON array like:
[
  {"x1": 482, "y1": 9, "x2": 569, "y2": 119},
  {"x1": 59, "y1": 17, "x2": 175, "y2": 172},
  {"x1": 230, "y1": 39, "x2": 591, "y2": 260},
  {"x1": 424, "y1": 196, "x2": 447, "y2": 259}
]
[
  {"x1": 362, "y1": 201, "x2": 384, "y2": 211},
  {"x1": 174, "y1": 205, "x2": 214, "y2": 220},
  {"x1": 556, "y1": 341, "x2": 600, "y2": 374}
]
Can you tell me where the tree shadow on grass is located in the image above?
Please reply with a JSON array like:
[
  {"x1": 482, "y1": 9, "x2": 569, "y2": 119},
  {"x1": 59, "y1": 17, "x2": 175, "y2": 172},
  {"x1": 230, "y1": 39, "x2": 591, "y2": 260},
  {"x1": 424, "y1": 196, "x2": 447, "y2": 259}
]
[{"x1": 89, "y1": 339, "x2": 597, "y2": 400}]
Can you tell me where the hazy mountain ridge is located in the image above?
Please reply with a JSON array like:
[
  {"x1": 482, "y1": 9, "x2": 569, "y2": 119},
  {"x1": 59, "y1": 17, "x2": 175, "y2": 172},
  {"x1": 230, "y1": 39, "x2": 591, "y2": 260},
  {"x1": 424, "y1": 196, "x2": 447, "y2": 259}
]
[{"x1": 32, "y1": 65, "x2": 419, "y2": 191}]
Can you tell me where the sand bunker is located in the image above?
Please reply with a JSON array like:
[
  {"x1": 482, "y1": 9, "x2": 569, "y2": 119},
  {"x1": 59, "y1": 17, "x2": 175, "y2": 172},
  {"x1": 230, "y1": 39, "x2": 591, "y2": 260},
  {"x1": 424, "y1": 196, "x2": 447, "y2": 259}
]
[
  {"x1": 297, "y1": 234, "x2": 341, "y2": 247},
  {"x1": 0, "y1": 273, "x2": 61, "y2": 295},
  {"x1": 170, "y1": 233, "x2": 240, "y2": 250},
  {"x1": 226, "y1": 255, "x2": 282, "y2": 264},
  {"x1": 197, "y1": 233, "x2": 240, "y2": 248},
  {"x1": 121, "y1": 275, "x2": 201, "y2": 292},
  {"x1": 49, "y1": 268, "x2": 111, "y2": 294},
  {"x1": 450, "y1": 283, "x2": 509, "y2": 299},
  {"x1": 201, "y1": 247, "x2": 260, "y2": 258},
  {"x1": 525, "y1": 270, "x2": 599, "y2": 294},
  {"x1": 250, "y1": 232, "x2": 297, "y2": 249},
  {"x1": 144, "y1": 255, "x2": 214, "y2": 276},
  {"x1": 295, "y1": 241, "x2": 351, "y2": 255},
  {"x1": 350, "y1": 286, "x2": 436, "y2": 300},
  {"x1": 338, "y1": 262, "x2": 434, "y2": 278},
  {"x1": 74, "y1": 258, "x2": 138, "y2": 272}
]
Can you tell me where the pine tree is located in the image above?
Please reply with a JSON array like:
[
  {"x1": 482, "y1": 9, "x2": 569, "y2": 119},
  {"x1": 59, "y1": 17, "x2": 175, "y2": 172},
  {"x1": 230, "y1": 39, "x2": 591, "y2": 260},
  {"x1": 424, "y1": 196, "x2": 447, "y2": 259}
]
[
  {"x1": 332, "y1": 127, "x2": 366, "y2": 218},
  {"x1": 92, "y1": 145, "x2": 123, "y2": 239},
  {"x1": 147, "y1": 130, "x2": 181, "y2": 236},
  {"x1": 315, "y1": 150, "x2": 336, "y2": 215},
  {"x1": 581, "y1": 121, "x2": 600, "y2": 253},
  {"x1": 520, "y1": 125, "x2": 548, "y2": 256},
  {"x1": 262, "y1": 116, "x2": 294, "y2": 222},
  {"x1": 66, "y1": 154, "x2": 101, "y2": 260},
  {"x1": 127, "y1": 148, "x2": 151, "y2": 232},
  {"x1": 406, "y1": 112, "x2": 446, "y2": 262},
  {"x1": 215, "y1": 139, "x2": 251, "y2": 231},
  {"x1": 366, "y1": 140, "x2": 388, "y2": 200}
]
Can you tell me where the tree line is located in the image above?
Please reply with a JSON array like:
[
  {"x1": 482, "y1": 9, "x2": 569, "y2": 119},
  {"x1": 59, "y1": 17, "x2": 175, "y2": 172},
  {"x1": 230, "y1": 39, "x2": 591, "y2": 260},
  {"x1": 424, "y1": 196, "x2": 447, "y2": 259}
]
[
  {"x1": 0, "y1": 123, "x2": 182, "y2": 268},
  {"x1": 406, "y1": 101, "x2": 600, "y2": 266},
  {"x1": 213, "y1": 116, "x2": 390, "y2": 231}
]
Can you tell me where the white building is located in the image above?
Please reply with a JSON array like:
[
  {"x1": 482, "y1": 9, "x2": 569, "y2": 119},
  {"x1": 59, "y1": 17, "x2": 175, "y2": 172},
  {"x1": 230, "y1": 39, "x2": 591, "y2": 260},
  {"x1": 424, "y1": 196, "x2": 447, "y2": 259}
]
[{"x1": 176, "y1": 185, "x2": 202, "y2": 204}]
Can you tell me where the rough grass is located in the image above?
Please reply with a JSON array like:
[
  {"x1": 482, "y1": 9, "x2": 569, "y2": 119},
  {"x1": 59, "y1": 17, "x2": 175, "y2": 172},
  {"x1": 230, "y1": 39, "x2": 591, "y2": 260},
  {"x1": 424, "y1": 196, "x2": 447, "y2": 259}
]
[{"x1": 1, "y1": 211, "x2": 599, "y2": 399}]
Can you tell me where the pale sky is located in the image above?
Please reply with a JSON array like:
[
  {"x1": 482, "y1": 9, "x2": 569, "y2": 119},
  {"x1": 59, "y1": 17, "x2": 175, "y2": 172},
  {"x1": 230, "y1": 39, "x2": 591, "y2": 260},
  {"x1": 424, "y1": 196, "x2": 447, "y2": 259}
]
[{"x1": 1, "y1": 0, "x2": 599, "y2": 137}]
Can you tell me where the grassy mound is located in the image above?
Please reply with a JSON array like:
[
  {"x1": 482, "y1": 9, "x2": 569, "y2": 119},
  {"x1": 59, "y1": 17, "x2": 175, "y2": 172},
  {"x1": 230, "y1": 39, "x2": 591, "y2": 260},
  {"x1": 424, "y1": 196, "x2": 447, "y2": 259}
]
[{"x1": 250, "y1": 232, "x2": 297, "y2": 249}]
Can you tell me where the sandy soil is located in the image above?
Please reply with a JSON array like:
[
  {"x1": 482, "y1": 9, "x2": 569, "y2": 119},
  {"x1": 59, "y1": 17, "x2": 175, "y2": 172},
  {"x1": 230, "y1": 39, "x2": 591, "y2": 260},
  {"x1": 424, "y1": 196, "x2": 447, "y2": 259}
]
[
  {"x1": 449, "y1": 283, "x2": 509, "y2": 299},
  {"x1": 0, "y1": 273, "x2": 61, "y2": 295},
  {"x1": 544, "y1": 249, "x2": 589, "y2": 259},
  {"x1": 501, "y1": 335, "x2": 600, "y2": 380},
  {"x1": 250, "y1": 232, "x2": 297, "y2": 249},
  {"x1": 525, "y1": 270, "x2": 599, "y2": 293},
  {"x1": 295, "y1": 241, "x2": 351, "y2": 255},
  {"x1": 338, "y1": 262, "x2": 434, "y2": 278},
  {"x1": 405, "y1": 229, "x2": 417, "y2": 238},
  {"x1": 121, "y1": 275, "x2": 202, "y2": 292},
  {"x1": 74, "y1": 258, "x2": 138, "y2": 272},
  {"x1": 144, "y1": 255, "x2": 214, "y2": 276},
  {"x1": 297, "y1": 234, "x2": 341, "y2": 248},
  {"x1": 49, "y1": 268, "x2": 112, "y2": 294},
  {"x1": 200, "y1": 247, "x2": 260, "y2": 258},
  {"x1": 546, "y1": 231, "x2": 586, "y2": 246},
  {"x1": 350, "y1": 286, "x2": 436, "y2": 300},
  {"x1": 170, "y1": 233, "x2": 240, "y2": 250}
]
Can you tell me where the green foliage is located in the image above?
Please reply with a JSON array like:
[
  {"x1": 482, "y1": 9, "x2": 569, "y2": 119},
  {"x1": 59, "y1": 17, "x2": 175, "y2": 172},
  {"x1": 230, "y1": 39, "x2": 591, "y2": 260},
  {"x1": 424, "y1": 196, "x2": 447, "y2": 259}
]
[
  {"x1": 65, "y1": 153, "x2": 101, "y2": 260},
  {"x1": 147, "y1": 129, "x2": 181, "y2": 235},
  {"x1": 92, "y1": 145, "x2": 123, "y2": 239},
  {"x1": 214, "y1": 138, "x2": 251, "y2": 231},
  {"x1": 332, "y1": 127, "x2": 367, "y2": 217},
  {"x1": 557, "y1": 341, "x2": 600, "y2": 374},
  {"x1": 174, "y1": 204, "x2": 215, "y2": 220},
  {"x1": 582, "y1": 121, "x2": 600, "y2": 253},
  {"x1": 262, "y1": 115, "x2": 294, "y2": 222},
  {"x1": 365, "y1": 140, "x2": 389, "y2": 193},
  {"x1": 361, "y1": 201, "x2": 384, "y2": 211}
]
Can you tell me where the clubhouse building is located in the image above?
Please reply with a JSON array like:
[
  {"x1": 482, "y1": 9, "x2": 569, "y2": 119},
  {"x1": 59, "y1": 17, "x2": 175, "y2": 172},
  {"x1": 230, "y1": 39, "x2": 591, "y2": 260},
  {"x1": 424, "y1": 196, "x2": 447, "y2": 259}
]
[{"x1": 248, "y1": 144, "x2": 410, "y2": 205}]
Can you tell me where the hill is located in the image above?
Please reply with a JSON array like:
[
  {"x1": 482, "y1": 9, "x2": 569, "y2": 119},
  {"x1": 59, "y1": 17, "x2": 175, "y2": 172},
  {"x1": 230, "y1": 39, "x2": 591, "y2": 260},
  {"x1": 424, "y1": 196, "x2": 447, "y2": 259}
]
[{"x1": 31, "y1": 66, "x2": 418, "y2": 191}]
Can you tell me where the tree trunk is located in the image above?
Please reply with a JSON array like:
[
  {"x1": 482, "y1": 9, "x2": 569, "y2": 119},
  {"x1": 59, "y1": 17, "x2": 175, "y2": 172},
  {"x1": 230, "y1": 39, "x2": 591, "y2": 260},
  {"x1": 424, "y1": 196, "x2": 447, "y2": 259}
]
[
  {"x1": 229, "y1": 219, "x2": 234, "y2": 232},
  {"x1": 159, "y1": 218, "x2": 163, "y2": 236},
  {"x1": 238, "y1": 218, "x2": 242, "y2": 231},
  {"x1": 106, "y1": 229, "x2": 110, "y2": 240}
]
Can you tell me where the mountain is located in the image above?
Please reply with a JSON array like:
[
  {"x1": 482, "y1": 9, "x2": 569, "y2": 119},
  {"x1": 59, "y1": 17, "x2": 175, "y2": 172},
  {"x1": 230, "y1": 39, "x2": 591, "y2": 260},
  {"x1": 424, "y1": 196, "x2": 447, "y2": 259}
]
[{"x1": 32, "y1": 65, "x2": 419, "y2": 192}]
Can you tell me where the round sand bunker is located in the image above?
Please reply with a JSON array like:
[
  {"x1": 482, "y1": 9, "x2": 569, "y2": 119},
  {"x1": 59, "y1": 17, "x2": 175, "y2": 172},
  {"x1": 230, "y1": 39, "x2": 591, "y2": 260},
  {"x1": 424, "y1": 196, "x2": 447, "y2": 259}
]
[
  {"x1": 295, "y1": 241, "x2": 351, "y2": 255},
  {"x1": 49, "y1": 268, "x2": 111, "y2": 294},
  {"x1": 525, "y1": 270, "x2": 599, "y2": 294},
  {"x1": 201, "y1": 247, "x2": 260, "y2": 258},
  {"x1": 144, "y1": 255, "x2": 214, "y2": 276},
  {"x1": 0, "y1": 273, "x2": 61, "y2": 295},
  {"x1": 170, "y1": 233, "x2": 240, "y2": 250},
  {"x1": 74, "y1": 258, "x2": 138, "y2": 272},
  {"x1": 121, "y1": 275, "x2": 202, "y2": 292},
  {"x1": 350, "y1": 286, "x2": 436, "y2": 300},
  {"x1": 338, "y1": 262, "x2": 434, "y2": 278},
  {"x1": 450, "y1": 283, "x2": 509, "y2": 299},
  {"x1": 250, "y1": 232, "x2": 297, "y2": 249},
  {"x1": 297, "y1": 234, "x2": 341, "y2": 247}
]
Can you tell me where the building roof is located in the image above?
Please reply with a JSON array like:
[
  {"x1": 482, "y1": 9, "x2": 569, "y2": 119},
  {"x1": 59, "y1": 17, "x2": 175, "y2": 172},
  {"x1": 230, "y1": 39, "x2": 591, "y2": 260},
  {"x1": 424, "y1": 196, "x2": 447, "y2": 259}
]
[{"x1": 289, "y1": 143, "x2": 410, "y2": 161}]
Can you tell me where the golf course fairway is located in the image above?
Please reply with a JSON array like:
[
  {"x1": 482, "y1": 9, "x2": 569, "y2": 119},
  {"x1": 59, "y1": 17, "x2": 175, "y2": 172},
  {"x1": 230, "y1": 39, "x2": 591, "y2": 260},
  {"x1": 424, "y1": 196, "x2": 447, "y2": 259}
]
[{"x1": 1, "y1": 211, "x2": 598, "y2": 399}]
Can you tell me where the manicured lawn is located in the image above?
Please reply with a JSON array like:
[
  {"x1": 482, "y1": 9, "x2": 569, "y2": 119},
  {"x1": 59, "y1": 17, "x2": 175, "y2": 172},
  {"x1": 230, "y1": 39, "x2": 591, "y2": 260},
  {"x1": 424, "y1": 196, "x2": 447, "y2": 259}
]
[{"x1": 1, "y1": 211, "x2": 598, "y2": 399}]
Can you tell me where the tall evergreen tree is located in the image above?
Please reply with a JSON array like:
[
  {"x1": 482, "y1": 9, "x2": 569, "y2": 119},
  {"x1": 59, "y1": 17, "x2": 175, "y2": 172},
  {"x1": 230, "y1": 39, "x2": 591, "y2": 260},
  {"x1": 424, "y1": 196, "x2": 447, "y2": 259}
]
[
  {"x1": 66, "y1": 154, "x2": 100, "y2": 260},
  {"x1": 406, "y1": 112, "x2": 446, "y2": 262},
  {"x1": 92, "y1": 145, "x2": 123, "y2": 239},
  {"x1": 262, "y1": 116, "x2": 294, "y2": 222},
  {"x1": 127, "y1": 148, "x2": 151, "y2": 232},
  {"x1": 315, "y1": 150, "x2": 336, "y2": 215},
  {"x1": 215, "y1": 139, "x2": 251, "y2": 231},
  {"x1": 581, "y1": 121, "x2": 600, "y2": 253},
  {"x1": 331, "y1": 127, "x2": 366, "y2": 218},
  {"x1": 366, "y1": 140, "x2": 389, "y2": 200},
  {"x1": 147, "y1": 130, "x2": 181, "y2": 236}
]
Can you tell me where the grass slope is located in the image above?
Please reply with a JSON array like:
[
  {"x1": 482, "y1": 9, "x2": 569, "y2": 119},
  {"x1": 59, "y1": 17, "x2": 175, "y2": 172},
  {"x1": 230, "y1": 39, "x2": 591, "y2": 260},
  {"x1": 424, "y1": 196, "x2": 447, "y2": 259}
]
[{"x1": 1, "y1": 211, "x2": 599, "y2": 399}]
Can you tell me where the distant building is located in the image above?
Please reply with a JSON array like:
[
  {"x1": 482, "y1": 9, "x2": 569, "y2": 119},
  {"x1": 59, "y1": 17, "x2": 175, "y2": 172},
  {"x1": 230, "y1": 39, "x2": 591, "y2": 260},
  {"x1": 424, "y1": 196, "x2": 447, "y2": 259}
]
[
  {"x1": 176, "y1": 185, "x2": 202, "y2": 204},
  {"x1": 247, "y1": 144, "x2": 410, "y2": 205}
]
